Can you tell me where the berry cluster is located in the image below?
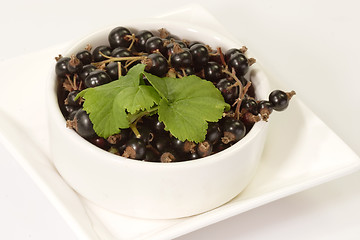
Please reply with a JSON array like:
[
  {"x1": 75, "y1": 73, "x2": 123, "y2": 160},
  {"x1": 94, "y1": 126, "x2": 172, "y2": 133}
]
[{"x1": 55, "y1": 26, "x2": 295, "y2": 162}]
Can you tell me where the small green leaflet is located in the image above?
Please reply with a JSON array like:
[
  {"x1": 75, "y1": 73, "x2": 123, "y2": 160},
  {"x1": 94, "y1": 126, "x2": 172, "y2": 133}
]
[
  {"x1": 77, "y1": 64, "x2": 160, "y2": 138},
  {"x1": 143, "y1": 72, "x2": 230, "y2": 142}
]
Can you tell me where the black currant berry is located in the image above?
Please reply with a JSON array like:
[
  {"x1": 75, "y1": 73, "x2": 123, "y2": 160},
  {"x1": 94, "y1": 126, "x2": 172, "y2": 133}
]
[
  {"x1": 145, "y1": 36, "x2": 165, "y2": 54},
  {"x1": 171, "y1": 137, "x2": 185, "y2": 153},
  {"x1": 90, "y1": 137, "x2": 109, "y2": 150},
  {"x1": 190, "y1": 44, "x2": 209, "y2": 67},
  {"x1": 196, "y1": 140, "x2": 213, "y2": 158},
  {"x1": 224, "y1": 48, "x2": 242, "y2": 62},
  {"x1": 122, "y1": 138, "x2": 146, "y2": 160},
  {"x1": 170, "y1": 49, "x2": 193, "y2": 69},
  {"x1": 55, "y1": 56, "x2": 70, "y2": 77},
  {"x1": 188, "y1": 152, "x2": 199, "y2": 160},
  {"x1": 206, "y1": 122, "x2": 222, "y2": 144},
  {"x1": 76, "y1": 50, "x2": 92, "y2": 65},
  {"x1": 227, "y1": 52, "x2": 248, "y2": 76},
  {"x1": 216, "y1": 79, "x2": 239, "y2": 104},
  {"x1": 105, "y1": 61, "x2": 125, "y2": 80},
  {"x1": 108, "y1": 26, "x2": 131, "y2": 49},
  {"x1": 144, "y1": 149, "x2": 160, "y2": 162},
  {"x1": 111, "y1": 47, "x2": 132, "y2": 59},
  {"x1": 67, "y1": 55, "x2": 83, "y2": 74},
  {"x1": 84, "y1": 69, "x2": 111, "y2": 88},
  {"x1": 79, "y1": 64, "x2": 97, "y2": 81},
  {"x1": 257, "y1": 100, "x2": 273, "y2": 121},
  {"x1": 269, "y1": 90, "x2": 289, "y2": 111},
  {"x1": 65, "y1": 90, "x2": 81, "y2": 106},
  {"x1": 203, "y1": 61, "x2": 224, "y2": 83},
  {"x1": 160, "y1": 150, "x2": 179, "y2": 163},
  {"x1": 221, "y1": 117, "x2": 246, "y2": 143},
  {"x1": 144, "y1": 53, "x2": 168, "y2": 77},
  {"x1": 134, "y1": 30, "x2": 154, "y2": 52},
  {"x1": 70, "y1": 109, "x2": 96, "y2": 138},
  {"x1": 241, "y1": 98, "x2": 259, "y2": 115},
  {"x1": 153, "y1": 134, "x2": 171, "y2": 153},
  {"x1": 66, "y1": 107, "x2": 79, "y2": 120},
  {"x1": 107, "y1": 129, "x2": 130, "y2": 146},
  {"x1": 92, "y1": 45, "x2": 112, "y2": 62}
]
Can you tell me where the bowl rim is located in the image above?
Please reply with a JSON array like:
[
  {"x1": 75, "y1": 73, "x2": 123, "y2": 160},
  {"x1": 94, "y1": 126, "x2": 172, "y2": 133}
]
[{"x1": 47, "y1": 18, "x2": 269, "y2": 168}]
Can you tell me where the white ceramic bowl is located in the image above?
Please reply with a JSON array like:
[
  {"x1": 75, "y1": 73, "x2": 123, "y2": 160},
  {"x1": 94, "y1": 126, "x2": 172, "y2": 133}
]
[{"x1": 47, "y1": 19, "x2": 270, "y2": 219}]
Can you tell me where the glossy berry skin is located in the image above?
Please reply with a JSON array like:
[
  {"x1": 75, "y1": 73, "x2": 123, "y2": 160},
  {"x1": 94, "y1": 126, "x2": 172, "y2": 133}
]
[
  {"x1": 196, "y1": 140, "x2": 213, "y2": 158},
  {"x1": 176, "y1": 66, "x2": 195, "y2": 77},
  {"x1": 145, "y1": 53, "x2": 168, "y2": 77},
  {"x1": 224, "y1": 48, "x2": 242, "y2": 62},
  {"x1": 65, "y1": 90, "x2": 81, "y2": 106},
  {"x1": 203, "y1": 61, "x2": 224, "y2": 83},
  {"x1": 123, "y1": 138, "x2": 146, "y2": 160},
  {"x1": 73, "y1": 109, "x2": 96, "y2": 138},
  {"x1": 67, "y1": 56, "x2": 83, "y2": 74},
  {"x1": 171, "y1": 137, "x2": 185, "y2": 153},
  {"x1": 216, "y1": 79, "x2": 239, "y2": 104},
  {"x1": 257, "y1": 100, "x2": 273, "y2": 114},
  {"x1": 79, "y1": 64, "x2": 97, "y2": 81},
  {"x1": 84, "y1": 69, "x2": 111, "y2": 88},
  {"x1": 108, "y1": 26, "x2": 131, "y2": 49},
  {"x1": 111, "y1": 47, "x2": 132, "y2": 59},
  {"x1": 171, "y1": 49, "x2": 193, "y2": 69},
  {"x1": 153, "y1": 134, "x2": 170, "y2": 153},
  {"x1": 144, "y1": 149, "x2": 160, "y2": 162},
  {"x1": 105, "y1": 61, "x2": 125, "y2": 80},
  {"x1": 92, "y1": 45, "x2": 112, "y2": 62},
  {"x1": 206, "y1": 122, "x2": 222, "y2": 144},
  {"x1": 227, "y1": 52, "x2": 248, "y2": 76},
  {"x1": 55, "y1": 57, "x2": 70, "y2": 77},
  {"x1": 269, "y1": 90, "x2": 289, "y2": 111},
  {"x1": 76, "y1": 50, "x2": 92, "y2": 65},
  {"x1": 90, "y1": 137, "x2": 109, "y2": 150},
  {"x1": 222, "y1": 117, "x2": 246, "y2": 142},
  {"x1": 189, "y1": 44, "x2": 209, "y2": 67},
  {"x1": 145, "y1": 36, "x2": 165, "y2": 54},
  {"x1": 135, "y1": 30, "x2": 154, "y2": 52},
  {"x1": 241, "y1": 98, "x2": 259, "y2": 115},
  {"x1": 166, "y1": 41, "x2": 187, "y2": 56}
]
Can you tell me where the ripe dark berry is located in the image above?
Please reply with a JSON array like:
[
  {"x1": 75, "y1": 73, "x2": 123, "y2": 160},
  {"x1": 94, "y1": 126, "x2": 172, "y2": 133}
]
[
  {"x1": 224, "y1": 48, "x2": 242, "y2": 62},
  {"x1": 206, "y1": 122, "x2": 222, "y2": 144},
  {"x1": 105, "y1": 61, "x2": 125, "y2": 80},
  {"x1": 84, "y1": 69, "x2": 111, "y2": 88},
  {"x1": 241, "y1": 98, "x2": 259, "y2": 115},
  {"x1": 176, "y1": 66, "x2": 195, "y2": 77},
  {"x1": 144, "y1": 53, "x2": 168, "y2": 77},
  {"x1": 197, "y1": 140, "x2": 213, "y2": 158},
  {"x1": 269, "y1": 90, "x2": 289, "y2": 111},
  {"x1": 190, "y1": 44, "x2": 209, "y2": 67},
  {"x1": 92, "y1": 45, "x2": 112, "y2": 62},
  {"x1": 134, "y1": 30, "x2": 154, "y2": 52},
  {"x1": 153, "y1": 134, "x2": 171, "y2": 153},
  {"x1": 216, "y1": 79, "x2": 239, "y2": 104},
  {"x1": 71, "y1": 109, "x2": 96, "y2": 138},
  {"x1": 171, "y1": 49, "x2": 193, "y2": 69},
  {"x1": 122, "y1": 138, "x2": 146, "y2": 160},
  {"x1": 67, "y1": 55, "x2": 83, "y2": 74},
  {"x1": 90, "y1": 137, "x2": 109, "y2": 150},
  {"x1": 79, "y1": 64, "x2": 97, "y2": 81},
  {"x1": 145, "y1": 36, "x2": 165, "y2": 54},
  {"x1": 111, "y1": 47, "x2": 132, "y2": 58},
  {"x1": 203, "y1": 61, "x2": 224, "y2": 83},
  {"x1": 55, "y1": 56, "x2": 70, "y2": 77},
  {"x1": 76, "y1": 50, "x2": 92, "y2": 65},
  {"x1": 108, "y1": 26, "x2": 131, "y2": 49},
  {"x1": 171, "y1": 137, "x2": 186, "y2": 153},
  {"x1": 257, "y1": 100, "x2": 273, "y2": 121},
  {"x1": 144, "y1": 149, "x2": 160, "y2": 162},
  {"x1": 227, "y1": 52, "x2": 249, "y2": 76},
  {"x1": 221, "y1": 118, "x2": 246, "y2": 144},
  {"x1": 160, "y1": 150, "x2": 179, "y2": 163},
  {"x1": 65, "y1": 90, "x2": 81, "y2": 106}
]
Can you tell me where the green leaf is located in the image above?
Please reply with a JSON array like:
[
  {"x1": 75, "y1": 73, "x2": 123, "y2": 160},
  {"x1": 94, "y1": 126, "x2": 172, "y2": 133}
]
[
  {"x1": 80, "y1": 84, "x2": 129, "y2": 138},
  {"x1": 78, "y1": 64, "x2": 158, "y2": 138},
  {"x1": 115, "y1": 85, "x2": 161, "y2": 114},
  {"x1": 144, "y1": 72, "x2": 230, "y2": 142}
]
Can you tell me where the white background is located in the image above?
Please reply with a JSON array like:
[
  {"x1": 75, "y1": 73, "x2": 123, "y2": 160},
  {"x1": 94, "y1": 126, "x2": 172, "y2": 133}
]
[{"x1": 1, "y1": 0, "x2": 360, "y2": 239}]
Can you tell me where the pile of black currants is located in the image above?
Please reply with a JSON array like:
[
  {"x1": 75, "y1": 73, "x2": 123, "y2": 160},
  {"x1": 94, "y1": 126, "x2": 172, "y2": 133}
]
[{"x1": 55, "y1": 26, "x2": 295, "y2": 163}]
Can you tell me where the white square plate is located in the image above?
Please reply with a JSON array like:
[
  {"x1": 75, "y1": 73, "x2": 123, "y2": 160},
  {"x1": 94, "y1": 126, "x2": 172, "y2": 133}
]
[{"x1": 0, "y1": 4, "x2": 359, "y2": 240}]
